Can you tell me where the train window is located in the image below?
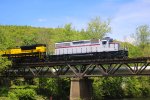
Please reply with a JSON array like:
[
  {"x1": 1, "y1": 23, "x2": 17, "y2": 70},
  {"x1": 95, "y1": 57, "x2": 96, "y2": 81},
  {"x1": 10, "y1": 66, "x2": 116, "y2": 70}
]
[
  {"x1": 102, "y1": 37, "x2": 113, "y2": 43},
  {"x1": 109, "y1": 39, "x2": 113, "y2": 42},
  {"x1": 102, "y1": 41, "x2": 107, "y2": 45}
]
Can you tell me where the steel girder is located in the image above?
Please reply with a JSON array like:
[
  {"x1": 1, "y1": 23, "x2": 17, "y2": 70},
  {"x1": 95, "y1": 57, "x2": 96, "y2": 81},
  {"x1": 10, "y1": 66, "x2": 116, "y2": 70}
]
[{"x1": 1, "y1": 57, "x2": 150, "y2": 78}]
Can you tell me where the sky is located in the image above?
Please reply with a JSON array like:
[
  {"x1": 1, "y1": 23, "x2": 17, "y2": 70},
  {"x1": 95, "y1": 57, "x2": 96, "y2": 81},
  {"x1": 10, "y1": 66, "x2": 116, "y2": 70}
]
[{"x1": 0, "y1": 0, "x2": 150, "y2": 42}]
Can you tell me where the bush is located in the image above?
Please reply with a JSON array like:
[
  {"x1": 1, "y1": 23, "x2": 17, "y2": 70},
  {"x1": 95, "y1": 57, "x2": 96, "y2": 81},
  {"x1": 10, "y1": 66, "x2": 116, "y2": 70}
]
[
  {"x1": 38, "y1": 78, "x2": 70, "y2": 100},
  {"x1": 8, "y1": 89, "x2": 36, "y2": 100},
  {"x1": 0, "y1": 87, "x2": 9, "y2": 96},
  {"x1": 101, "y1": 77, "x2": 124, "y2": 99},
  {"x1": 92, "y1": 78, "x2": 103, "y2": 99}
]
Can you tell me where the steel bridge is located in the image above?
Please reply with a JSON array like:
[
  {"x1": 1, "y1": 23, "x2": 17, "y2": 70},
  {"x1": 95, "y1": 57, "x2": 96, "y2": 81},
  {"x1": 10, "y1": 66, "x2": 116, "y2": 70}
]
[
  {"x1": 1, "y1": 57, "x2": 150, "y2": 77},
  {"x1": 1, "y1": 57, "x2": 150, "y2": 100}
]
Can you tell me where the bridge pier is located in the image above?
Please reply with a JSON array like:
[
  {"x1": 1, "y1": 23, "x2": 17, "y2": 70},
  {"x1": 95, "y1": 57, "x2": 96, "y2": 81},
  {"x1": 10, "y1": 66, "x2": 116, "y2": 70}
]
[{"x1": 70, "y1": 78, "x2": 93, "y2": 100}]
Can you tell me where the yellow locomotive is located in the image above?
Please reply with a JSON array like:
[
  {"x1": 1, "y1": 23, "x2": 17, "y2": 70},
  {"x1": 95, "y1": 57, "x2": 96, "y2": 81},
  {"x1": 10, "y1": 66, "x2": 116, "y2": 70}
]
[{"x1": 0, "y1": 44, "x2": 46, "y2": 62}]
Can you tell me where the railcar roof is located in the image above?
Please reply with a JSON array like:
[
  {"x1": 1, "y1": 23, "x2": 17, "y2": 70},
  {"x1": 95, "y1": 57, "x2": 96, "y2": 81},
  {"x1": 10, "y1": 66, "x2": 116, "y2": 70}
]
[{"x1": 55, "y1": 40, "x2": 92, "y2": 44}]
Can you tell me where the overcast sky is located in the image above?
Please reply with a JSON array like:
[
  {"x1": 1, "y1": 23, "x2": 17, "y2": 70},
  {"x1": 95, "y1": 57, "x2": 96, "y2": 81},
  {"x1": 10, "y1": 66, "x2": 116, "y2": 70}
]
[{"x1": 0, "y1": 0, "x2": 150, "y2": 42}]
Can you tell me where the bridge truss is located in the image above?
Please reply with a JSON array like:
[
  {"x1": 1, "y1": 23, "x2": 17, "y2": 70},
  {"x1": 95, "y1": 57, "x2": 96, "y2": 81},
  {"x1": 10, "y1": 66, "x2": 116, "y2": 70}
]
[{"x1": 1, "y1": 57, "x2": 150, "y2": 78}]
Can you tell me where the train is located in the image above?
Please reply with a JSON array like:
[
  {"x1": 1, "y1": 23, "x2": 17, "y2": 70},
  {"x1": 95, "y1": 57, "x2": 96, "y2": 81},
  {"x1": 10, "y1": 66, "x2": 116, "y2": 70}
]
[
  {"x1": 0, "y1": 44, "x2": 46, "y2": 62},
  {"x1": 0, "y1": 37, "x2": 128, "y2": 62}
]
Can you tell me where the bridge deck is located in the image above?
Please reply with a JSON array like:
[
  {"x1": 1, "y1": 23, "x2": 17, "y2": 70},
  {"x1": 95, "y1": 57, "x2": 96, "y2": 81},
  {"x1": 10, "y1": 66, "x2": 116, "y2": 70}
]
[
  {"x1": 1, "y1": 57, "x2": 150, "y2": 77},
  {"x1": 14, "y1": 57, "x2": 150, "y2": 67}
]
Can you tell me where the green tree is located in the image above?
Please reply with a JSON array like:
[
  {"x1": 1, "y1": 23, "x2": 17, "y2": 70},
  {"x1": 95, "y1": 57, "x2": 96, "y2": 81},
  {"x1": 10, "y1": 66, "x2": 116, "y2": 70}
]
[
  {"x1": 92, "y1": 78, "x2": 103, "y2": 99},
  {"x1": 133, "y1": 25, "x2": 150, "y2": 48},
  {"x1": 101, "y1": 77, "x2": 124, "y2": 98},
  {"x1": 86, "y1": 17, "x2": 111, "y2": 39},
  {"x1": 38, "y1": 78, "x2": 70, "y2": 99},
  {"x1": 121, "y1": 42, "x2": 143, "y2": 57},
  {"x1": 132, "y1": 25, "x2": 150, "y2": 56},
  {"x1": 8, "y1": 89, "x2": 37, "y2": 100},
  {"x1": 0, "y1": 55, "x2": 11, "y2": 71},
  {"x1": 122, "y1": 77, "x2": 143, "y2": 97},
  {"x1": 63, "y1": 23, "x2": 82, "y2": 41},
  {"x1": 0, "y1": 29, "x2": 14, "y2": 49}
]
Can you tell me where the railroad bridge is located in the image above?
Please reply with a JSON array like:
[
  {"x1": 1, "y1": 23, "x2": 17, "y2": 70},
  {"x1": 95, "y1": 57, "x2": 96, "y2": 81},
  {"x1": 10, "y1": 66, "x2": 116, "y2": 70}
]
[{"x1": 1, "y1": 57, "x2": 150, "y2": 100}]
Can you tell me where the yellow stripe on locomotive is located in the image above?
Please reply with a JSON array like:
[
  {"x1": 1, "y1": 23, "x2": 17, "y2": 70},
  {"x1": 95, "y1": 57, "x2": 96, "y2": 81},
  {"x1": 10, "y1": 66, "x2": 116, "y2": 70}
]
[
  {"x1": 0, "y1": 48, "x2": 21, "y2": 55},
  {"x1": 0, "y1": 44, "x2": 46, "y2": 60}
]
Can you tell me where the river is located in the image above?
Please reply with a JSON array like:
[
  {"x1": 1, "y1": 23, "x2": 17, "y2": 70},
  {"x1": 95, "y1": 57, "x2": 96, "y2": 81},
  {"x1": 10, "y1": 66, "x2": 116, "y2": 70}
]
[{"x1": 115, "y1": 97, "x2": 150, "y2": 100}]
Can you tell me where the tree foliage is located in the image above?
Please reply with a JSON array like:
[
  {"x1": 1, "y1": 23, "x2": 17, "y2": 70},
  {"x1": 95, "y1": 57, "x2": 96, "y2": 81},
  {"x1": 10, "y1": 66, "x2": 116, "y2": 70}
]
[
  {"x1": 8, "y1": 89, "x2": 37, "y2": 100},
  {"x1": 133, "y1": 25, "x2": 150, "y2": 48},
  {"x1": 38, "y1": 78, "x2": 70, "y2": 99},
  {"x1": 86, "y1": 17, "x2": 111, "y2": 39},
  {"x1": 132, "y1": 25, "x2": 150, "y2": 56},
  {"x1": 101, "y1": 77, "x2": 124, "y2": 98},
  {"x1": 0, "y1": 55, "x2": 11, "y2": 71},
  {"x1": 120, "y1": 42, "x2": 143, "y2": 58}
]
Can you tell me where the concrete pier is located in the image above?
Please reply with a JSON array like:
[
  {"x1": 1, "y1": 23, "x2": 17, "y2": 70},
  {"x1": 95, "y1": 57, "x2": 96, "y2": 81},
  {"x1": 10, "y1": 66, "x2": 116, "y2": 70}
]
[{"x1": 70, "y1": 78, "x2": 92, "y2": 100}]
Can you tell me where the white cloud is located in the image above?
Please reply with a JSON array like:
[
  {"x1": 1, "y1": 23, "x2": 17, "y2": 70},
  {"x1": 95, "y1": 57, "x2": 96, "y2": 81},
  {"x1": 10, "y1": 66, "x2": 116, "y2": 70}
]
[
  {"x1": 124, "y1": 36, "x2": 135, "y2": 44},
  {"x1": 34, "y1": 0, "x2": 150, "y2": 42},
  {"x1": 110, "y1": 0, "x2": 150, "y2": 40},
  {"x1": 37, "y1": 18, "x2": 47, "y2": 22},
  {"x1": 60, "y1": 0, "x2": 150, "y2": 41}
]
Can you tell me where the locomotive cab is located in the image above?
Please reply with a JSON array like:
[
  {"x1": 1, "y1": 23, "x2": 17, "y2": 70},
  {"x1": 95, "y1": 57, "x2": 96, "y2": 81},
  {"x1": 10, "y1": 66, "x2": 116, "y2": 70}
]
[
  {"x1": 102, "y1": 37, "x2": 113, "y2": 43},
  {"x1": 101, "y1": 37, "x2": 113, "y2": 44}
]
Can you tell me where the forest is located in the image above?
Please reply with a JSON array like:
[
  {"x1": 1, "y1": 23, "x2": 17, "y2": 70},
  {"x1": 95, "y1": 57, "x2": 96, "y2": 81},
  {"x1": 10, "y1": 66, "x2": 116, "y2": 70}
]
[{"x1": 0, "y1": 17, "x2": 150, "y2": 100}]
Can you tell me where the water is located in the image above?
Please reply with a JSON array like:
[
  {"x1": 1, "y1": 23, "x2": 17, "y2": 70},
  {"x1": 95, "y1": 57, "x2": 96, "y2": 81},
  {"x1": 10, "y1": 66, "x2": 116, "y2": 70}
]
[{"x1": 115, "y1": 97, "x2": 150, "y2": 100}]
